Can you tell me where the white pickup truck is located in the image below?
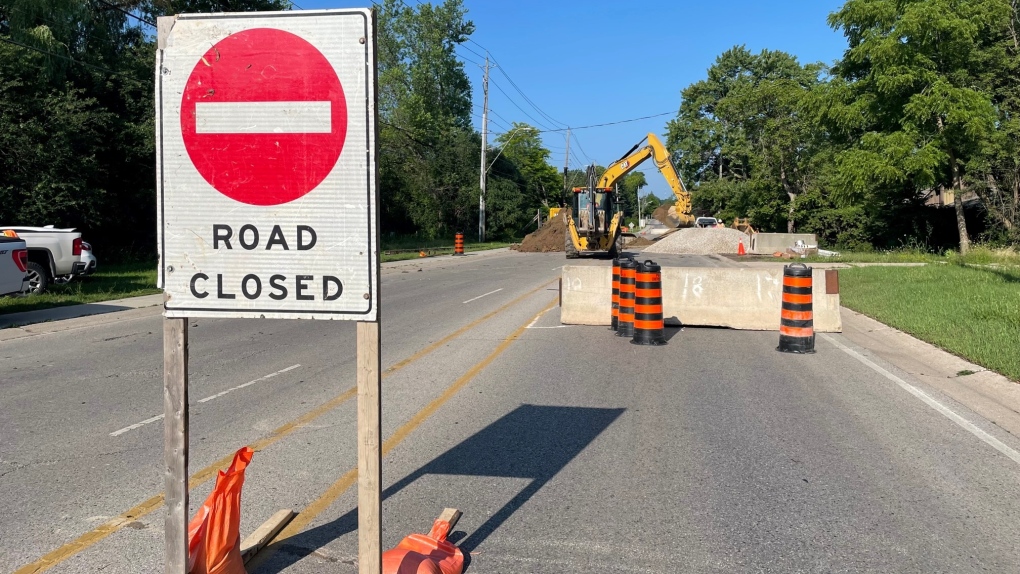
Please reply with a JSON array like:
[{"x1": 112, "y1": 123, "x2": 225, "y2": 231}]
[
  {"x1": 0, "y1": 236, "x2": 29, "y2": 296},
  {"x1": 0, "y1": 226, "x2": 97, "y2": 294}
]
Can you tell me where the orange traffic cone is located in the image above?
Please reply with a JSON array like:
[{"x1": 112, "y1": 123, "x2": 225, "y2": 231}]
[
  {"x1": 382, "y1": 509, "x2": 465, "y2": 574},
  {"x1": 738, "y1": 239, "x2": 747, "y2": 256}
]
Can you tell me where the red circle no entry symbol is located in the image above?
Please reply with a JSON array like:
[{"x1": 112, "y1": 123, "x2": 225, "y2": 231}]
[{"x1": 181, "y1": 28, "x2": 348, "y2": 206}]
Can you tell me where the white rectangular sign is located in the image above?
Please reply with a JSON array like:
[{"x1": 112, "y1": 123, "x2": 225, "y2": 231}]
[{"x1": 156, "y1": 9, "x2": 378, "y2": 321}]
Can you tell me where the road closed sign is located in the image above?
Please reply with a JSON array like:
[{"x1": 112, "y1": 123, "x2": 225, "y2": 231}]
[{"x1": 156, "y1": 9, "x2": 377, "y2": 320}]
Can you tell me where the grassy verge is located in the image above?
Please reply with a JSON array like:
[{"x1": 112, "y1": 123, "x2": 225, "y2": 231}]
[
  {"x1": 804, "y1": 245, "x2": 1020, "y2": 266},
  {"x1": 840, "y1": 263, "x2": 1020, "y2": 382},
  {"x1": 0, "y1": 262, "x2": 159, "y2": 315}
]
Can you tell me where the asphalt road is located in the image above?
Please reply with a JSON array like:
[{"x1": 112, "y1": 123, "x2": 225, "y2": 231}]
[{"x1": 4, "y1": 248, "x2": 1020, "y2": 573}]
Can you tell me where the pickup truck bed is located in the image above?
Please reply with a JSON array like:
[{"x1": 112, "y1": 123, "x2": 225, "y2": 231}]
[
  {"x1": 0, "y1": 226, "x2": 93, "y2": 293},
  {"x1": 0, "y1": 236, "x2": 29, "y2": 296}
]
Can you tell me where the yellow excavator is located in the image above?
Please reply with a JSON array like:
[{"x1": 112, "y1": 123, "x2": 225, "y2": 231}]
[{"x1": 564, "y1": 133, "x2": 694, "y2": 258}]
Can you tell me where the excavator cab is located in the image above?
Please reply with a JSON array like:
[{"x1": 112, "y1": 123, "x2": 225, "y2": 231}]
[{"x1": 565, "y1": 165, "x2": 624, "y2": 258}]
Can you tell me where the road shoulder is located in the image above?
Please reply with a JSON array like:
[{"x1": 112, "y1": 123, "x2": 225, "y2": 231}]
[{"x1": 838, "y1": 306, "x2": 1020, "y2": 437}]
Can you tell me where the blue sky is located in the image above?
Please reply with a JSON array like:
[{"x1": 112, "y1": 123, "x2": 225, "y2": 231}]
[{"x1": 297, "y1": 0, "x2": 850, "y2": 199}]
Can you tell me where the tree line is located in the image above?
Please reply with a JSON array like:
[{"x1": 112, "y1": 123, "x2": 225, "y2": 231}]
[
  {"x1": 668, "y1": 0, "x2": 1020, "y2": 252},
  {"x1": 0, "y1": 0, "x2": 556, "y2": 259},
  {"x1": 1, "y1": 0, "x2": 1016, "y2": 259}
]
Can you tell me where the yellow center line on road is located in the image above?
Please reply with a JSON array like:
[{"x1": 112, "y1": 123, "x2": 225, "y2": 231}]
[
  {"x1": 246, "y1": 295, "x2": 560, "y2": 571},
  {"x1": 12, "y1": 280, "x2": 557, "y2": 574}
]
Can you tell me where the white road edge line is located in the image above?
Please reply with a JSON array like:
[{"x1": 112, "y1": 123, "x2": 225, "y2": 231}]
[
  {"x1": 820, "y1": 333, "x2": 1020, "y2": 466},
  {"x1": 109, "y1": 364, "x2": 301, "y2": 437},
  {"x1": 463, "y1": 288, "x2": 503, "y2": 304}
]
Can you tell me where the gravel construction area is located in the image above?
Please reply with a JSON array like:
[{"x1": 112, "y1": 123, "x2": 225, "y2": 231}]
[{"x1": 643, "y1": 227, "x2": 749, "y2": 254}]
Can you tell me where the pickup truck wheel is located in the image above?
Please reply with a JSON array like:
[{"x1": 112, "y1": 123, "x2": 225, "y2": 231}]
[{"x1": 23, "y1": 261, "x2": 50, "y2": 295}]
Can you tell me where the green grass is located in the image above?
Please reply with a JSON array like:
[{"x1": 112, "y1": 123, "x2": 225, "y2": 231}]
[
  {"x1": 0, "y1": 262, "x2": 159, "y2": 315},
  {"x1": 803, "y1": 245, "x2": 1020, "y2": 266},
  {"x1": 840, "y1": 263, "x2": 1020, "y2": 382}
]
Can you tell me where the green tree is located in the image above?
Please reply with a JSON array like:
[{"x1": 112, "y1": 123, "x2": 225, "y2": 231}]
[
  {"x1": 968, "y1": 0, "x2": 1020, "y2": 243},
  {"x1": 615, "y1": 170, "x2": 646, "y2": 218},
  {"x1": 638, "y1": 190, "x2": 660, "y2": 221},
  {"x1": 667, "y1": 46, "x2": 823, "y2": 232},
  {"x1": 0, "y1": 0, "x2": 294, "y2": 258},
  {"x1": 376, "y1": 0, "x2": 477, "y2": 239},
  {"x1": 825, "y1": 0, "x2": 1007, "y2": 253},
  {"x1": 139, "y1": 0, "x2": 292, "y2": 20},
  {"x1": 493, "y1": 122, "x2": 560, "y2": 210}
]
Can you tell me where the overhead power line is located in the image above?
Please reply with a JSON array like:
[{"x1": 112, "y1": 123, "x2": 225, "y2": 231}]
[
  {"x1": 458, "y1": 42, "x2": 487, "y2": 62},
  {"x1": 0, "y1": 36, "x2": 118, "y2": 75},
  {"x1": 456, "y1": 50, "x2": 484, "y2": 68},
  {"x1": 491, "y1": 62, "x2": 567, "y2": 130},
  {"x1": 539, "y1": 111, "x2": 675, "y2": 133},
  {"x1": 489, "y1": 79, "x2": 556, "y2": 131},
  {"x1": 571, "y1": 134, "x2": 595, "y2": 164},
  {"x1": 93, "y1": 0, "x2": 156, "y2": 27}
]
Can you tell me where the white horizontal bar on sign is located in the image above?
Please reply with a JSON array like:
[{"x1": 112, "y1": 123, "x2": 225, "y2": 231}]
[{"x1": 195, "y1": 101, "x2": 332, "y2": 134}]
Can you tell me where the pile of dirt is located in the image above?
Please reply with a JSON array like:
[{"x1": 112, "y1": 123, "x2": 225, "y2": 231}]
[
  {"x1": 643, "y1": 227, "x2": 749, "y2": 254},
  {"x1": 626, "y1": 237, "x2": 655, "y2": 248},
  {"x1": 516, "y1": 213, "x2": 566, "y2": 252}
]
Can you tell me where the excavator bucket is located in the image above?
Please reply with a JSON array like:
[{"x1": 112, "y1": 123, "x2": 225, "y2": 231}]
[{"x1": 657, "y1": 205, "x2": 683, "y2": 228}]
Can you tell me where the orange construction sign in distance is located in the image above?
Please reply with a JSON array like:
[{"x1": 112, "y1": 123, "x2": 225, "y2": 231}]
[{"x1": 382, "y1": 510, "x2": 465, "y2": 574}]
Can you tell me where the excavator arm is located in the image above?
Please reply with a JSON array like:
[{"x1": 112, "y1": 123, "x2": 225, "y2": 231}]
[{"x1": 595, "y1": 133, "x2": 694, "y2": 228}]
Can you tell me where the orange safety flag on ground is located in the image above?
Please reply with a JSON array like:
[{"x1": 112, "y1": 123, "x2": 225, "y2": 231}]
[
  {"x1": 187, "y1": 447, "x2": 253, "y2": 574},
  {"x1": 381, "y1": 518, "x2": 465, "y2": 574}
]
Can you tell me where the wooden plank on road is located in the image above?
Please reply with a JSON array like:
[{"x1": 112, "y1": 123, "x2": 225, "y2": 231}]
[
  {"x1": 437, "y1": 508, "x2": 462, "y2": 530},
  {"x1": 241, "y1": 509, "x2": 297, "y2": 563}
]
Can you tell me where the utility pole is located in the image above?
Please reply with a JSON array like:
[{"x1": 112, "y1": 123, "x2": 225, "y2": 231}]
[
  {"x1": 562, "y1": 128, "x2": 570, "y2": 206},
  {"x1": 478, "y1": 55, "x2": 489, "y2": 242}
]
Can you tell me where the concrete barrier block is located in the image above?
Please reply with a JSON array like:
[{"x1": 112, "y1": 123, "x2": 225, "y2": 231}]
[
  {"x1": 750, "y1": 233, "x2": 817, "y2": 254},
  {"x1": 561, "y1": 265, "x2": 841, "y2": 332},
  {"x1": 560, "y1": 265, "x2": 613, "y2": 325}
]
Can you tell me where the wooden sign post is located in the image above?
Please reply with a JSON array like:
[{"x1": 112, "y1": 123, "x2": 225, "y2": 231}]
[
  {"x1": 163, "y1": 316, "x2": 189, "y2": 573},
  {"x1": 357, "y1": 321, "x2": 382, "y2": 573}
]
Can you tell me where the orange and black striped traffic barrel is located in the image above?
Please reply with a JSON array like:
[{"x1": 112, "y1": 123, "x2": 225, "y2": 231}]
[
  {"x1": 778, "y1": 263, "x2": 815, "y2": 353},
  {"x1": 616, "y1": 258, "x2": 638, "y2": 338},
  {"x1": 633, "y1": 259, "x2": 666, "y2": 345},
  {"x1": 610, "y1": 257, "x2": 622, "y2": 331},
  {"x1": 454, "y1": 231, "x2": 465, "y2": 256}
]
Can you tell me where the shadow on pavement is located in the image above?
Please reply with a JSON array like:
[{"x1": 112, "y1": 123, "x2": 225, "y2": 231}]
[
  {"x1": 255, "y1": 404, "x2": 625, "y2": 573},
  {"x1": 0, "y1": 303, "x2": 133, "y2": 329}
]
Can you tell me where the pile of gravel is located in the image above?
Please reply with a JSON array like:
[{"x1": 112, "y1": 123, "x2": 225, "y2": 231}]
[{"x1": 643, "y1": 227, "x2": 749, "y2": 254}]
